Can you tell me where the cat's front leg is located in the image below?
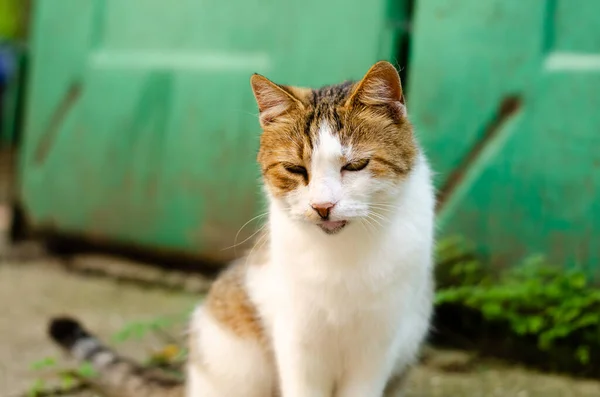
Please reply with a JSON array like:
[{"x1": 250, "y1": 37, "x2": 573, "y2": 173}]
[
  {"x1": 334, "y1": 348, "x2": 397, "y2": 397},
  {"x1": 334, "y1": 371, "x2": 388, "y2": 397},
  {"x1": 273, "y1": 318, "x2": 333, "y2": 397}
]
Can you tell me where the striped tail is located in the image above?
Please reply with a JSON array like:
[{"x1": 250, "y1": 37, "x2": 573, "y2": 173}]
[{"x1": 48, "y1": 317, "x2": 184, "y2": 397}]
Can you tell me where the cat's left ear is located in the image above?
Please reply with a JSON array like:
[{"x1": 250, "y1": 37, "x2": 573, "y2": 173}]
[{"x1": 346, "y1": 61, "x2": 406, "y2": 118}]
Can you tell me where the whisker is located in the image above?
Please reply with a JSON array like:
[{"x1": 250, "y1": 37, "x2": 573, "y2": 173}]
[
  {"x1": 244, "y1": 231, "x2": 269, "y2": 267},
  {"x1": 223, "y1": 223, "x2": 267, "y2": 253},
  {"x1": 368, "y1": 211, "x2": 389, "y2": 224},
  {"x1": 370, "y1": 203, "x2": 402, "y2": 216},
  {"x1": 362, "y1": 217, "x2": 377, "y2": 235},
  {"x1": 223, "y1": 212, "x2": 268, "y2": 253},
  {"x1": 370, "y1": 209, "x2": 394, "y2": 217},
  {"x1": 358, "y1": 219, "x2": 374, "y2": 242},
  {"x1": 370, "y1": 203, "x2": 401, "y2": 210},
  {"x1": 366, "y1": 214, "x2": 384, "y2": 229}
]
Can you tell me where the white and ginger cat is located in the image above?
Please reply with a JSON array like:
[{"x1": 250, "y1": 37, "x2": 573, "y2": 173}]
[{"x1": 48, "y1": 60, "x2": 435, "y2": 397}]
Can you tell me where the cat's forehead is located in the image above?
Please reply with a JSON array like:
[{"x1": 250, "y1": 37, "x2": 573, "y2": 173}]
[
  {"x1": 299, "y1": 81, "x2": 356, "y2": 147},
  {"x1": 308, "y1": 81, "x2": 356, "y2": 106},
  {"x1": 313, "y1": 122, "x2": 345, "y2": 163}
]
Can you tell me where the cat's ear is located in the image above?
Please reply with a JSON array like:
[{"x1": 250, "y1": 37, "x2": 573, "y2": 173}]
[
  {"x1": 251, "y1": 74, "x2": 303, "y2": 127},
  {"x1": 346, "y1": 61, "x2": 406, "y2": 118}
]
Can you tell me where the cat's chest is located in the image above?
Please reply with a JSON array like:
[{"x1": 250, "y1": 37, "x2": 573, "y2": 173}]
[
  {"x1": 282, "y1": 263, "x2": 407, "y2": 330},
  {"x1": 285, "y1": 278, "x2": 405, "y2": 362},
  {"x1": 250, "y1": 236, "x2": 423, "y2": 336}
]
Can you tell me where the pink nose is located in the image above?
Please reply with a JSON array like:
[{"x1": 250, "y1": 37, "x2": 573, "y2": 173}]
[{"x1": 311, "y1": 202, "x2": 335, "y2": 219}]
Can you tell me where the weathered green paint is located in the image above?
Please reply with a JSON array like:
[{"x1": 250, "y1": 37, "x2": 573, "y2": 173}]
[
  {"x1": 20, "y1": 0, "x2": 409, "y2": 261},
  {"x1": 408, "y1": 0, "x2": 600, "y2": 278}
]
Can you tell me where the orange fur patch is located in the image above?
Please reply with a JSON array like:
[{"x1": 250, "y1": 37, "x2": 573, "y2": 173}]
[{"x1": 205, "y1": 264, "x2": 265, "y2": 343}]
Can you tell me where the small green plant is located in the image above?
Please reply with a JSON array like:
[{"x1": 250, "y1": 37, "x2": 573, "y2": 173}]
[
  {"x1": 28, "y1": 356, "x2": 96, "y2": 397},
  {"x1": 29, "y1": 357, "x2": 57, "y2": 372},
  {"x1": 111, "y1": 307, "x2": 193, "y2": 344},
  {"x1": 74, "y1": 362, "x2": 98, "y2": 379},
  {"x1": 435, "y1": 239, "x2": 600, "y2": 367},
  {"x1": 27, "y1": 379, "x2": 45, "y2": 397}
]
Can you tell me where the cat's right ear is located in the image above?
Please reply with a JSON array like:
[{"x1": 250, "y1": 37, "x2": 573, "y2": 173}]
[
  {"x1": 346, "y1": 61, "x2": 406, "y2": 120},
  {"x1": 251, "y1": 74, "x2": 302, "y2": 127}
]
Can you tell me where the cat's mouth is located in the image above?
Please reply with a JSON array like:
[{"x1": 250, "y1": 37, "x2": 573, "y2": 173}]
[{"x1": 318, "y1": 220, "x2": 347, "y2": 235}]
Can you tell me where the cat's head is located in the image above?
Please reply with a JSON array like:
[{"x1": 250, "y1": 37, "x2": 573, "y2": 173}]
[{"x1": 251, "y1": 61, "x2": 417, "y2": 235}]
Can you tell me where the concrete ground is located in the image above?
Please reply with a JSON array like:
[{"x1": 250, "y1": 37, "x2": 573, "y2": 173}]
[{"x1": 0, "y1": 256, "x2": 199, "y2": 396}]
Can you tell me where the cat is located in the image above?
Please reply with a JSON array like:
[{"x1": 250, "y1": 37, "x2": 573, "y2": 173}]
[{"x1": 48, "y1": 60, "x2": 436, "y2": 397}]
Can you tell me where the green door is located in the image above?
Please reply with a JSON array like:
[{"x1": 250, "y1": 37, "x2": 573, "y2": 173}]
[
  {"x1": 20, "y1": 0, "x2": 408, "y2": 262},
  {"x1": 408, "y1": 0, "x2": 600, "y2": 278}
]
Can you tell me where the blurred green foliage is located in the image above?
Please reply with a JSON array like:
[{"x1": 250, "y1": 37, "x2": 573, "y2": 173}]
[
  {"x1": 436, "y1": 237, "x2": 600, "y2": 366},
  {"x1": 0, "y1": 0, "x2": 21, "y2": 39}
]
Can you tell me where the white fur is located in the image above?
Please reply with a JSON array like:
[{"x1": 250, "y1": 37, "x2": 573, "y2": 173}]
[
  {"x1": 187, "y1": 307, "x2": 275, "y2": 397},
  {"x1": 187, "y1": 123, "x2": 435, "y2": 397}
]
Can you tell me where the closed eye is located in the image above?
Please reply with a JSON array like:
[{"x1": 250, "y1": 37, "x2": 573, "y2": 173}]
[
  {"x1": 283, "y1": 163, "x2": 308, "y2": 177},
  {"x1": 342, "y1": 159, "x2": 370, "y2": 172}
]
